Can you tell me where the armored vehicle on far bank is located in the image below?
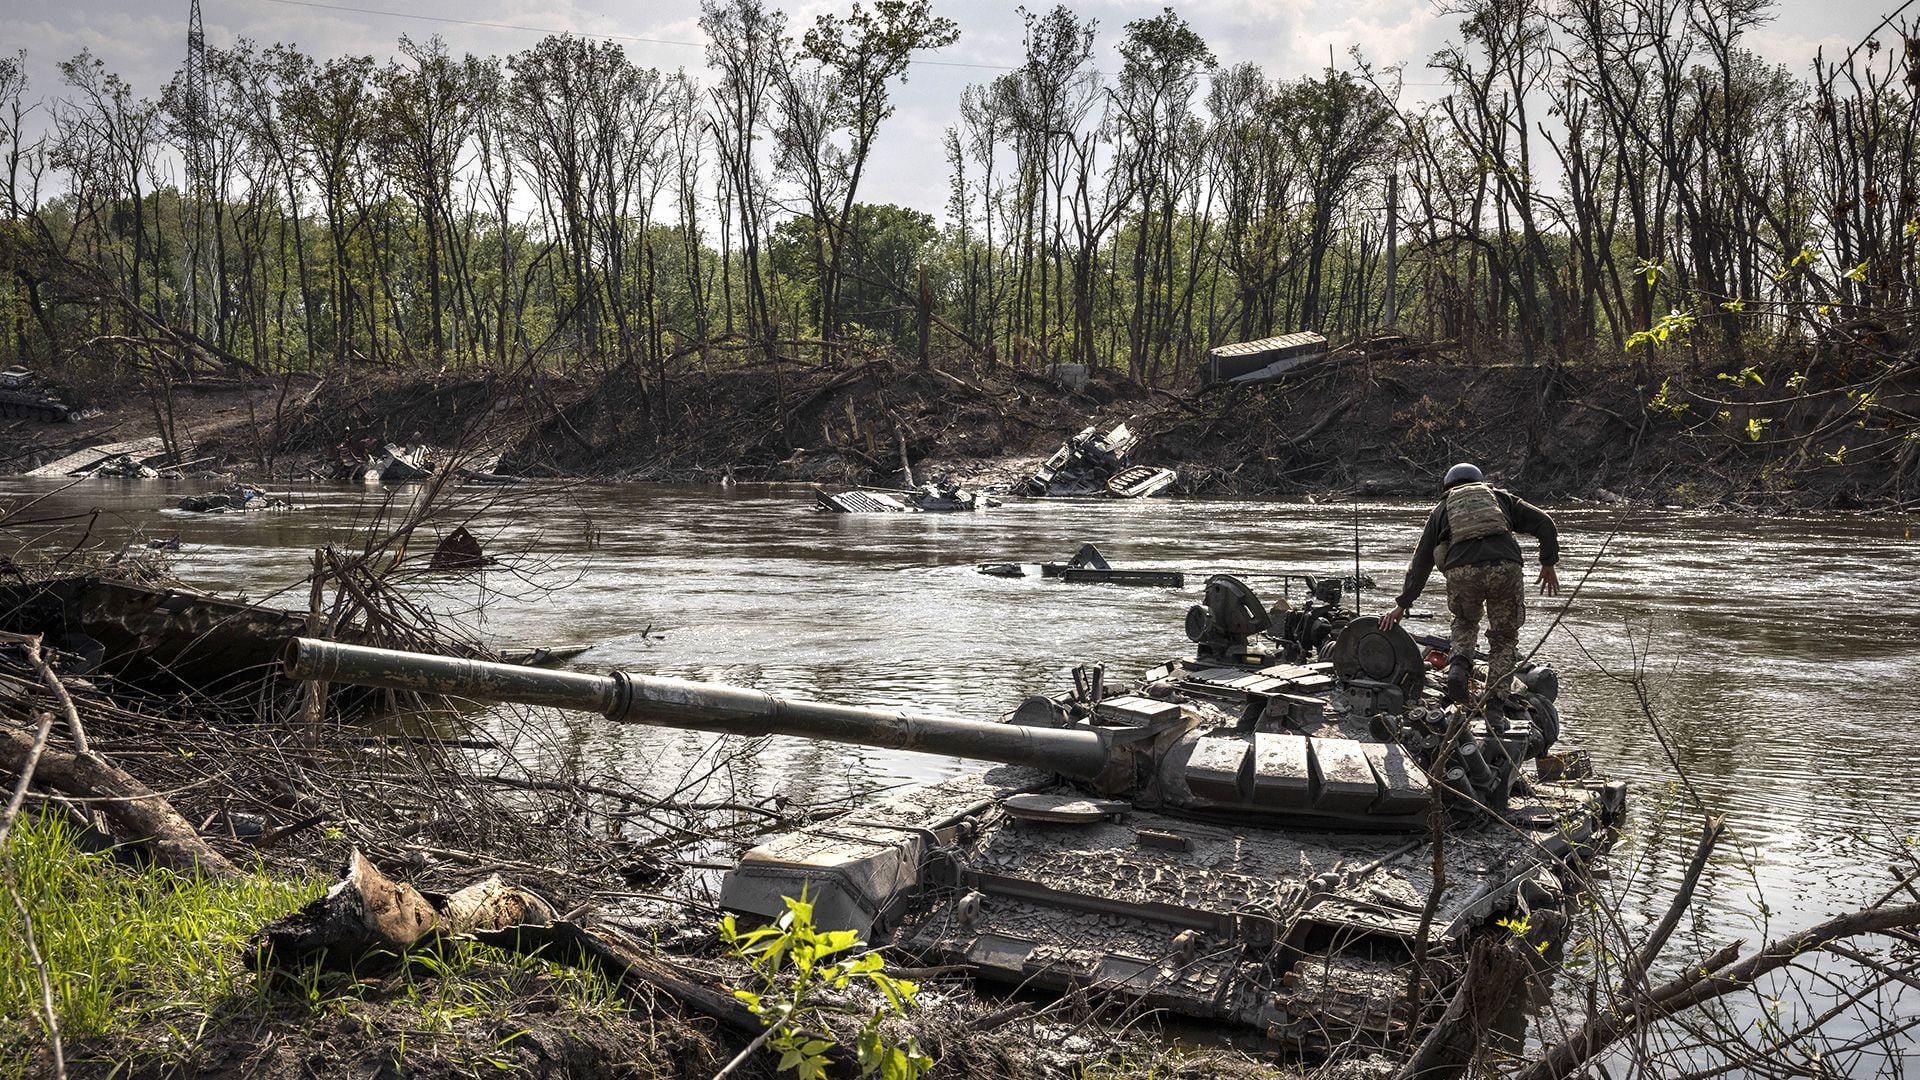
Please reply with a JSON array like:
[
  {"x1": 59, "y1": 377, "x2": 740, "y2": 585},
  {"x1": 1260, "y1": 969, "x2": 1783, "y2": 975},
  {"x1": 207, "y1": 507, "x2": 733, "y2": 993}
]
[
  {"x1": 0, "y1": 367, "x2": 73, "y2": 422},
  {"x1": 284, "y1": 574, "x2": 1622, "y2": 1053}
]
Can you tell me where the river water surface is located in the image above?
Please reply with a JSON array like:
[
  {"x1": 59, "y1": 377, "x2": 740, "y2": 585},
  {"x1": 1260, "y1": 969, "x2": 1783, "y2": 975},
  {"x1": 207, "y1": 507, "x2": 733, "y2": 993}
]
[{"x1": 9, "y1": 477, "x2": 1918, "y2": 1063}]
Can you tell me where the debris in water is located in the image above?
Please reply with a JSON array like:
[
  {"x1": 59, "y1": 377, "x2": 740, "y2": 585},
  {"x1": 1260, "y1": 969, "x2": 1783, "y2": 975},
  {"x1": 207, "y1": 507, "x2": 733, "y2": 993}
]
[
  {"x1": 430, "y1": 526, "x2": 488, "y2": 570},
  {"x1": 815, "y1": 477, "x2": 997, "y2": 513},
  {"x1": 978, "y1": 544, "x2": 1185, "y2": 588},
  {"x1": 176, "y1": 484, "x2": 290, "y2": 513}
]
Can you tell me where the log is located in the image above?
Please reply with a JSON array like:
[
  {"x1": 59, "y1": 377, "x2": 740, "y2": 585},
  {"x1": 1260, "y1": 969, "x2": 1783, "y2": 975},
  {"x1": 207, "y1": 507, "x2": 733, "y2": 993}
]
[
  {"x1": 0, "y1": 723, "x2": 238, "y2": 880},
  {"x1": 244, "y1": 851, "x2": 567, "y2": 969},
  {"x1": 441, "y1": 872, "x2": 556, "y2": 933},
  {"x1": 468, "y1": 920, "x2": 760, "y2": 1034},
  {"x1": 1626, "y1": 815, "x2": 1724, "y2": 987}
]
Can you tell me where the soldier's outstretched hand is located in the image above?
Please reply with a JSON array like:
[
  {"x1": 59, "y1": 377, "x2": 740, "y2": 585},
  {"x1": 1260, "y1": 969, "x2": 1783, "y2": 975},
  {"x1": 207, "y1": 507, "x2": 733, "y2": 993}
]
[
  {"x1": 1378, "y1": 605, "x2": 1406, "y2": 630},
  {"x1": 1536, "y1": 564, "x2": 1561, "y2": 596}
]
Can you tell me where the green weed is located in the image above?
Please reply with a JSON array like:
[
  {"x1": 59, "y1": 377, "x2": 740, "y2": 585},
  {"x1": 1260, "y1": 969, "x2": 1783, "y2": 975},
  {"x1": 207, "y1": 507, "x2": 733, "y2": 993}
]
[
  {"x1": 0, "y1": 813, "x2": 323, "y2": 1067},
  {"x1": 721, "y1": 892, "x2": 931, "y2": 1080}
]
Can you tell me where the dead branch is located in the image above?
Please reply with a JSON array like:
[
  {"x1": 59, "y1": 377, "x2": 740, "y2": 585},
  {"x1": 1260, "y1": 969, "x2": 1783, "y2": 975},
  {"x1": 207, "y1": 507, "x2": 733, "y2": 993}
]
[
  {"x1": 471, "y1": 920, "x2": 761, "y2": 1035},
  {"x1": 1518, "y1": 901, "x2": 1920, "y2": 1080},
  {"x1": 1397, "y1": 935, "x2": 1532, "y2": 1079},
  {"x1": 0, "y1": 723, "x2": 238, "y2": 880},
  {"x1": 247, "y1": 852, "x2": 759, "y2": 1035},
  {"x1": 10, "y1": 633, "x2": 89, "y2": 755},
  {"x1": 1626, "y1": 814, "x2": 1727, "y2": 987}
]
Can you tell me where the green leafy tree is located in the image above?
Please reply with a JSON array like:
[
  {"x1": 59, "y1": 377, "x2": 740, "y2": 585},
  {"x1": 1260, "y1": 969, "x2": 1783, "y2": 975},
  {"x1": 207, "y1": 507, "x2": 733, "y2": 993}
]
[
  {"x1": 796, "y1": 0, "x2": 958, "y2": 348},
  {"x1": 1271, "y1": 67, "x2": 1392, "y2": 332}
]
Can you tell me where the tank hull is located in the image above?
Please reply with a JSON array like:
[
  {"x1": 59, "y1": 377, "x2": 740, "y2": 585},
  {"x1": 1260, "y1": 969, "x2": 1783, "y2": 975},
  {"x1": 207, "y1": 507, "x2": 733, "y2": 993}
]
[
  {"x1": 726, "y1": 756, "x2": 1620, "y2": 1051},
  {"x1": 714, "y1": 581, "x2": 1625, "y2": 1052}
]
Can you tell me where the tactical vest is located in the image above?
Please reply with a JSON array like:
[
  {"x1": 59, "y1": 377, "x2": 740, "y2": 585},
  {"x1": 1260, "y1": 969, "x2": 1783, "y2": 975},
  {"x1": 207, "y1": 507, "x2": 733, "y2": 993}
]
[{"x1": 1436, "y1": 482, "x2": 1509, "y2": 568}]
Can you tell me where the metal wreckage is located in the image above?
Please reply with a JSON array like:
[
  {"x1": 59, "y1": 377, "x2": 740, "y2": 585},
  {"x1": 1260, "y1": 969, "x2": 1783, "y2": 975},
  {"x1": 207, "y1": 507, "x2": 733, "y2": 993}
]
[
  {"x1": 1018, "y1": 421, "x2": 1178, "y2": 498},
  {"x1": 815, "y1": 477, "x2": 997, "y2": 514},
  {"x1": 282, "y1": 573, "x2": 1622, "y2": 1054},
  {"x1": 813, "y1": 420, "x2": 1176, "y2": 512},
  {"x1": 0, "y1": 366, "x2": 76, "y2": 422}
]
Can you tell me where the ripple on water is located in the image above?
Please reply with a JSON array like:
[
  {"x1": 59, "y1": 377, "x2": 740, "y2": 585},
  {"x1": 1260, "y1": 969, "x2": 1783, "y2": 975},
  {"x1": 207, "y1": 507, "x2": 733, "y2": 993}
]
[{"x1": 5, "y1": 478, "x2": 1917, "y2": 949}]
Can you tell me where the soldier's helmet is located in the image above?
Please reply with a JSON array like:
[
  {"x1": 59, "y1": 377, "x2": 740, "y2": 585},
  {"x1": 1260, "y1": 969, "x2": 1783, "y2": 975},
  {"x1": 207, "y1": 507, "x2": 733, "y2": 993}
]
[{"x1": 1442, "y1": 462, "x2": 1484, "y2": 489}]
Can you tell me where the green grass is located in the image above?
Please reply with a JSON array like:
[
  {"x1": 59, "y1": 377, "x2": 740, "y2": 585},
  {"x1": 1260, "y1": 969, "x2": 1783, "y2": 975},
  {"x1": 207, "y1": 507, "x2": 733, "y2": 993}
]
[
  {"x1": 1, "y1": 812, "x2": 634, "y2": 1077},
  {"x1": 0, "y1": 812, "x2": 324, "y2": 1062}
]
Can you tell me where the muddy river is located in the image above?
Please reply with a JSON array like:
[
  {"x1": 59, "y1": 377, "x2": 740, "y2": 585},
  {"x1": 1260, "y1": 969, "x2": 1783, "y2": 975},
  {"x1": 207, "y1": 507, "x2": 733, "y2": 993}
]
[{"x1": 7, "y1": 477, "x2": 1918, "y2": 1052}]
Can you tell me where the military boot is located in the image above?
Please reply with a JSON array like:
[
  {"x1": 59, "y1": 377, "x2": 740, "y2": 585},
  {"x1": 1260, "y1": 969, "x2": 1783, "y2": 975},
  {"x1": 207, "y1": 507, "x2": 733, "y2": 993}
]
[{"x1": 1443, "y1": 658, "x2": 1472, "y2": 704}]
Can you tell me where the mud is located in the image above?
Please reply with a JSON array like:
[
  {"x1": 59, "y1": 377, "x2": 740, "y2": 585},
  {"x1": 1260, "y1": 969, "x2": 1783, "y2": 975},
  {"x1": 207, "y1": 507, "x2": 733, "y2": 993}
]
[{"x1": 6, "y1": 350, "x2": 1916, "y2": 510}]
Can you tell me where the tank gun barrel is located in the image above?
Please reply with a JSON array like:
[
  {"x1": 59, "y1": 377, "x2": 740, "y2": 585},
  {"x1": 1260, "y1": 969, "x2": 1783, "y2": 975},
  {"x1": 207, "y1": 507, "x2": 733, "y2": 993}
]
[{"x1": 285, "y1": 638, "x2": 1115, "y2": 780}]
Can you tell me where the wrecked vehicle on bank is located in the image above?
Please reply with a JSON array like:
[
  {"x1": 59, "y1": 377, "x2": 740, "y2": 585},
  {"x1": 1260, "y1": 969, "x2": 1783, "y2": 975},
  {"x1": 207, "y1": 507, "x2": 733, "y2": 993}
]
[
  {"x1": 1201, "y1": 332, "x2": 1330, "y2": 386},
  {"x1": 283, "y1": 574, "x2": 1622, "y2": 1054},
  {"x1": 1017, "y1": 421, "x2": 1177, "y2": 498},
  {"x1": 331, "y1": 437, "x2": 435, "y2": 484},
  {"x1": 0, "y1": 365, "x2": 75, "y2": 422},
  {"x1": 815, "y1": 478, "x2": 998, "y2": 513}
]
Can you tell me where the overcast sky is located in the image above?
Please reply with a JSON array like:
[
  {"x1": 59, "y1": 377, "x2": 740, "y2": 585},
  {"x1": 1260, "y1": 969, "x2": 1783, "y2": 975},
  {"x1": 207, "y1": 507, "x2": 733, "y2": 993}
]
[{"x1": 3, "y1": 0, "x2": 1900, "y2": 214}]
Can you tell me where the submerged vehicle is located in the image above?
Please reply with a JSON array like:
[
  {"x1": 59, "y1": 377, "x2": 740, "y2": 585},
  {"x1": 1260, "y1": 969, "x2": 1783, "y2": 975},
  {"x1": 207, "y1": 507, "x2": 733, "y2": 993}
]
[
  {"x1": 1018, "y1": 421, "x2": 1178, "y2": 498},
  {"x1": 0, "y1": 366, "x2": 74, "y2": 422},
  {"x1": 977, "y1": 543, "x2": 1185, "y2": 588},
  {"x1": 281, "y1": 575, "x2": 1622, "y2": 1053},
  {"x1": 177, "y1": 484, "x2": 290, "y2": 513},
  {"x1": 89, "y1": 453, "x2": 160, "y2": 479},
  {"x1": 816, "y1": 479, "x2": 996, "y2": 513},
  {"x1": 1105, "y1": 464, "x2": 1178, "y2": 498}
]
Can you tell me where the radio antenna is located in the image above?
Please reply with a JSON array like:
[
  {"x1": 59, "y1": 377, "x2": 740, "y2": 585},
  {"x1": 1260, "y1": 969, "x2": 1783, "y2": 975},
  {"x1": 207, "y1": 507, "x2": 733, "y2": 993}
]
[{"x1": 1352, "y1": 499, "x2": 1363, "y2": 611}]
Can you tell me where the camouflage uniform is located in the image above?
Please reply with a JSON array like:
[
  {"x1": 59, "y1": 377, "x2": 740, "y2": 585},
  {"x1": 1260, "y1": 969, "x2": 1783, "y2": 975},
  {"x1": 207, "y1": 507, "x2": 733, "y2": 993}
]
[
  {"x1": 1443, "y1": 561, "x2": 1526, "y2": 698},
  {"x1": 1395, "y1": 483, "x2": 1558, "y2": 704}
]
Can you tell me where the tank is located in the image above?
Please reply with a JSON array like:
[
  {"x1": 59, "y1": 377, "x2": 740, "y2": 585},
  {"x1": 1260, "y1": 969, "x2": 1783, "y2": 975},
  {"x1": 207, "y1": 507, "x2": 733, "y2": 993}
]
[
  {"x1": 282, "y1": 576, "x2": 1625, "y2": 1053},
  {"x1": 0, "y1": 367, "x2": 73, "y2": 422}
]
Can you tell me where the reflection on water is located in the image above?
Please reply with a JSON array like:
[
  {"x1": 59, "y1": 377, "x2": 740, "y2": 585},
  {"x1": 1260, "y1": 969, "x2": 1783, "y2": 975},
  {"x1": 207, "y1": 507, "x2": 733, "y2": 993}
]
[{"x1": 8, "y1": 478, "x2": 1919, "y2": 963}]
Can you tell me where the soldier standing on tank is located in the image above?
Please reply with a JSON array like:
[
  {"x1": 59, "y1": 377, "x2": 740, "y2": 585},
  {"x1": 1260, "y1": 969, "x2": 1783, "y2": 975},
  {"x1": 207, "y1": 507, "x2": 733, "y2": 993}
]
[{"x1": 1377, "y1": 463, "x2": 1560, "y2": 705}]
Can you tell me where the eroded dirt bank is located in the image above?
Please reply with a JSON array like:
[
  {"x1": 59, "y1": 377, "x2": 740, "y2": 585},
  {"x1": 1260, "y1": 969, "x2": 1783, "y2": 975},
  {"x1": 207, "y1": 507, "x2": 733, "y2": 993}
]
[{"x1": 6, "y1": 351, "x2": 1916, "y2": 510}]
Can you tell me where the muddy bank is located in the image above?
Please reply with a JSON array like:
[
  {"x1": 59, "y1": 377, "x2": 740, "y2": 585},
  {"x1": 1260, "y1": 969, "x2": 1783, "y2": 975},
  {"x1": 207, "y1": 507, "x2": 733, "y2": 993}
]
[{"x1": 6, "y1": 351, "x2": 1916, "y2": 510}]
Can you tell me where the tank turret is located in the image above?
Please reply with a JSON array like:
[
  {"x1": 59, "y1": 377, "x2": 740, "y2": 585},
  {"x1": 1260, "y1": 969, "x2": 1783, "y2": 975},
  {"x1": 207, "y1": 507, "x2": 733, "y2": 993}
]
[{"x1": 283, "y1": 635, "x2": 1464, "y2": 829}]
